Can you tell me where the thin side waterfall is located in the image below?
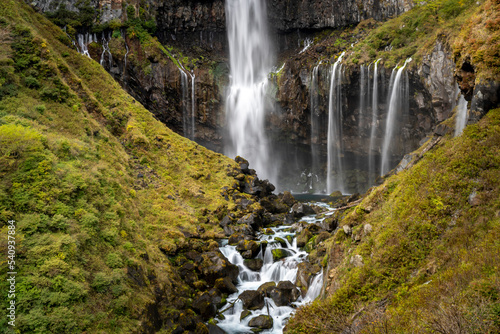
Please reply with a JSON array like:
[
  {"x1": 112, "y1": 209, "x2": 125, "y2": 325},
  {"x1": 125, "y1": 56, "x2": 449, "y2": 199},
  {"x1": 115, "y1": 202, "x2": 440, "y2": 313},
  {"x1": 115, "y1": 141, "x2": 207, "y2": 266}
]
[
  {"x1": 122, "y1": 42, "x2": 129, "y2": 79},
  {"x1": 327, "y1": 52, "x2": 345, "y2": 194},
  {"x1": 225, "y1": 0, "x2": 276, "y2": 184},
  {"x1": 179, "y1": 67, "x2": 196, "y2": 141},
  {"x1": 380, "y1": 58, "x2": 411, "y2": 175},
  {"x1": 99, "y1": 32, "x2": 112, "y2": 69},
  {"x1": 368, "y1": 59, "x2": 381, "y2": 184},
  {"x1": 310, "y1": 62, "x2": 322, "y2": 188},
  {"x1": 77, "y1": 33, "x2": 96, "y2": 58},
  {"x1": 455, "y1": 95, "x2": 468, "y2": 136}
]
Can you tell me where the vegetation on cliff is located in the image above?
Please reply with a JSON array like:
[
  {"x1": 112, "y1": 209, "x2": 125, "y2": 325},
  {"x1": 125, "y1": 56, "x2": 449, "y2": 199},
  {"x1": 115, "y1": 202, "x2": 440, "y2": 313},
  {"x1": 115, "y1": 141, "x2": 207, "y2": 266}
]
[{"x1": 0, "y1": 0, "x2": 255, "y2": 332}]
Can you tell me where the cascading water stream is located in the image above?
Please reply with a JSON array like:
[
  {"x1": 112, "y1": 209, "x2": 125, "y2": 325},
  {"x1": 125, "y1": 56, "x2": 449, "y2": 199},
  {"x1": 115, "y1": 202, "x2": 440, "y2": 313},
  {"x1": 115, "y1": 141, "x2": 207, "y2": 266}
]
[
  {"x1": 178, "y1": 62, "x2": 196, "y2": 141},
  {"x1": 455, "y1": 95, "x2": 468, "y2": 136},
  {"x1": 380, "y1": 58, "x2": 411, "y2": 176},
  {"x1": 225, "y1": 0, "x2": 276, "y2": 185},
  {"x1": 327, "y1": 52, "x2": 345, "y2": 194},
  {"x1": 368, "y1": 59, "x2": 381, "y2": 185},
  {"x1": 309, "y1": 62, "x2": 322, "y2": 190},
  {"x1": 216, "y1": 203, "x2": 331, "y2": 333},
  {"x1": 99, "y1": 32, "x2": 113, "y2": 69}
]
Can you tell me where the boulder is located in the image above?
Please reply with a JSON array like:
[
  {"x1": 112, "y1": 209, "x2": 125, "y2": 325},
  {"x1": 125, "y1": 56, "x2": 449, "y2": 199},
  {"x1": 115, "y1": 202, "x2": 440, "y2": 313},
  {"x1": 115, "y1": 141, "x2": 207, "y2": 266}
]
[
  {"x1": 257, "y1": 282, "x2": 276, "y2": 297},
  {"x1": 236, "y1": 240, "x2": 260, "y2": 259},
  {"x1": 248, "y1": 315, "x2": 273, "y2": 329},
  {"x1": 228, "y1": 233, "x2": 245, "y2": 245},
  {"x1": 274, "y1": 237, "x2": 288, "y2": 248},
  {"x1": 243, "y1": 258, "x2": 264, "y2": 271},
  {"x1": 214, "y1": 277, "x2": 238, "y2": 294},
  {"x1": 208, "y1": 323, "x2": 227, "y2": 334},
  {"x1": 296, "y1": 262, "x2": 321, "y2": 296},
  {"x1": 238, "y1": 213, "x2": 263, "y2": 231},
  {"x1": 296, "y1": 229, "x2": 313, "y2": 247},
  {"x1": 319, "y1": 216, "x2": 338, "y2": 232},
  {"x1": 342, "y1": 225, "x2": 352, "y2": 236},
  {"x1": 271, "y1": 248, "x2": 292, "y2": 261},
  {"x1": 269, "y1": 281, "x2": 300, "y2": 306},
  {"x1": 280, "y1": 191, "x2": 296, "y2": 207},
  {"x1": 240, "y1": 310, "x2": 252, "y2": 321},
  {"x1": 192, "y1": 292, "x2": 217, "y2": 320},
  {"x1": 198, "y1": 251, "x2": 239, "y2": 285},
  {"x1": 239, "y1": 290, "x2": 265, "y2": 310},
  {"x1": 219, "y1": 215, "x2": 234, "y2": 236},
  {"x1": 291, "y1": 203, "x2": 316, "y2": 218}
]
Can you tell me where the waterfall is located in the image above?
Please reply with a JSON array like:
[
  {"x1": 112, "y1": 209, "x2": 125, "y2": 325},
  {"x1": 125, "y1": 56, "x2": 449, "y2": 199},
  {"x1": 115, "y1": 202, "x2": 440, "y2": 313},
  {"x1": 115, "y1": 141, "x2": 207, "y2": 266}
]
[
  {"x1": 225, "y1": 0, "x2": 276, "y2": 184},
  {"x1": 310, "y1": 62, "x2": 322, "y2": 190},
  {"x1": 99, "y1": 32, "x2": 113, "y2": 69},
  {"x1": 122, "y1": 42, "x2": 129, "y2": 79},
  {"x1": 217, "y1": 203, "x2": 331, "y2": 333},
  {"x1": 327, "y1": 53, "x2": 345, "y2": 194},
  {"x1": 77, "y1": 33, "x2": 94, "y2": 58},
  {"x1": 179, "y1": 66, "x2": 196, "y2": 141},
  {"x1": 380, "y1": 58, "x2": 411, "y2": 176},
  {"x1": 368, "y1": 59, "x2": 381, "y2": 184},
  {"x1": 455, "y1": 95, "x2": 468, "y2": 136}
]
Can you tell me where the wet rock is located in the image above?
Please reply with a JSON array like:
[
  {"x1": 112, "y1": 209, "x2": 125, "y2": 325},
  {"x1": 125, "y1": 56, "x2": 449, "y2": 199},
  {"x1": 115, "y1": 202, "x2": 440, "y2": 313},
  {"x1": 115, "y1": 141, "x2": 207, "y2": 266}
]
[
  {"x1": 193, "y1": 292, "x2": 217, "y2": 320},
  {"x1": 228, "y1": 233, "x2": 245, "y2": 245},
  {"x1": 330, "y1": 190, "x2": 343, "y2": 197},
  {"x1": 291, "y1": 203, "x2": 316, "y2": 218},
  {"x1": 239, "y1": 290, "x2": 265, "y2": 310},
  {"x1": 198, "y1": 251, "x2": 239, "y2": 285},
  {"x1": 280, "y1": 191, "x2": 296, "y2": 207},
  {"x1": 470, "y1": 81, "x2": 500, "y2": 123},
  {"x1": 296, "y1": 262, "x2": 321, "y2": 296},
  {"x1": 347, "y1": 193, "x2": 360, "y2": 203},
  {"x1": 215, "y1": 277, "x2": 238, "y2": 294},
  {"x1": 296, "y1": 229, "x2": 313, "y2": 247},
  {"x1": 271, "y1": 248, "x2": 292, "y2": 261},
  {"x1": 274, "y1": 237, "x2": 288, "y2": 248},
  {"x1": 208, "y1": 323, "x2": 227, "y2": 334},
  {"x1": 257, "y1": 282, "x2": 276, "y2": 297},
  {"x1": 269, "y1": 281, "x2": 301, "y2": 306},
  {"x1": 248, "y1": 315, "x2": 273, "y2": 330},
  {"x1": 240, "y1": 310, "x2": 252, "y2": 321},
  {"x1": 236, "y1": 240, "x2": 260, "y2": 259},
  {"x1": 243, "y1": 258, "x2": 264, "y2": 271},
  {"x1": 260, "y1": 195, "x2": 289, "y2": 214}
]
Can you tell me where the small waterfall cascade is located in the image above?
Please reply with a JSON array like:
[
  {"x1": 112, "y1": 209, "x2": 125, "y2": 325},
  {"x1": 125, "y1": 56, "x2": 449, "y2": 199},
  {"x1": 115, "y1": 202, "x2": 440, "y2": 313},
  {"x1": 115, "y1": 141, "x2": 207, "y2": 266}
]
[
  {"x1": 368, "y1": 59, "x2": 381, "y2": 185},
  {"x1": 380, "y1": 58, "x2": 411, "y2": 176},
  {"x1": 76, "y1": 33, "x2": 97, "y2": 58},
  {"x1": 225, "y1": 0, "x2": 276, "y2": 184},
  {"x1": 178, "y1": 64, "x2": 196, "y2": 141},
  {"x1": 327, "y1": 52, "x2": 345, "y2": 194},
  {"x1": 99, "y1": 32, "x2": 113, "y2": 69},
  {"x1": 309, "y1": 62, "x2": 322, "y2": 190},
  {"x1": 454, "y1": 84, "x2": 468, "y2": 136},
  {"x1": 216, "y1": 203, "x2": 330, "y2": 333},
  {"x1": 122, "y1": 42, "x2": 129, "y2": 79}
]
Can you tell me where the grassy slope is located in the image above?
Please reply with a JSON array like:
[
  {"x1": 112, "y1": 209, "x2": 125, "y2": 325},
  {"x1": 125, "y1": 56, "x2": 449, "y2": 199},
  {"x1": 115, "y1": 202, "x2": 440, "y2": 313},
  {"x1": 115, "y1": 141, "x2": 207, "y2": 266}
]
[
  {"x1": 0, "y1": 0, "x2": 245, "y2": 332},
  {"x1": 285, "y1": 1, "x2": 500, "y2": 331},
  {"x1": 287, "y1": 108, "x2": 500, "y2": 333}
]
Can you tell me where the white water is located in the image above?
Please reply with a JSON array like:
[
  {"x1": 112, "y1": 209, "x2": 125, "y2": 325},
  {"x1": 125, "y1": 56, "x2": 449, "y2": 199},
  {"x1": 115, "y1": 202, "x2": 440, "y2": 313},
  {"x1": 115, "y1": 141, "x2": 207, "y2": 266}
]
[
  {"x1": 327, "y1": 52, "x2": 345, "y2": 194},
  {"x1": 455, "y1": 95, "x2": 468, "y2": 136},
  {"x1": 217, "y1": 205, "x2": 330, "y2": 333},
  {"x1": 225, "y1": 0, "x2": 276, "y2": 184},
  {"x1": 123, "y1": 42, "x2": 129, "y2": 79},
  {"x1": 368, "y1": 59, "x2": 381, "y2": 184},
  {"x1": 299, "y1": 38, "x2": 313, "y2": 54},
  {"x1": 99, "y1": 32, "x2": 113, "y2": 69},
  {"x1": 380, "y1": 58, "x2": 411, "y2": 175},
  {"x1": 178, "y1": 61, "x2": 196, "y2": 141},
  {"x1": 77, "y1": 33, "x2": 96, "y2": 58},
  {"x1": 310, "y1": 62, "x2": 322, "y2": 189}
]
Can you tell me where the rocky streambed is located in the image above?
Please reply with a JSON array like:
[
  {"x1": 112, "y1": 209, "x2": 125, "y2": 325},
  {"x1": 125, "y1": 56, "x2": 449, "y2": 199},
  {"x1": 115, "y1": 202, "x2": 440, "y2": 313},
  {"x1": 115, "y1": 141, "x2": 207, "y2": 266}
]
[{"x1": 210, "y1": 201, "x2": 337, "y2": 333}]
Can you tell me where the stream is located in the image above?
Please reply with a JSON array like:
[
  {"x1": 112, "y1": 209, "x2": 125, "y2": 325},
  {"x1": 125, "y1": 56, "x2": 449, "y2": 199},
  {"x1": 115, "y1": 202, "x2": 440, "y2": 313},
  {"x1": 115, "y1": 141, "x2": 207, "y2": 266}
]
[{"x1": 216, "y1": 201, "x2": 333, "y2": 333}]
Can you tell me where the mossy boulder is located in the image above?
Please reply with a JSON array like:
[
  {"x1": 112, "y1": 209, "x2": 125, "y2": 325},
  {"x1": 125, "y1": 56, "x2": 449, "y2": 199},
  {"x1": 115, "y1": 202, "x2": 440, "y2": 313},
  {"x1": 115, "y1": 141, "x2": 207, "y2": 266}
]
[
  {"x1": 296, "y1": 229, "x2": 313, "y2": 247},
  {"x1": 239, "y1": 290, "x2": 265, "y2": 310},
  {"x1": 269, "y1": 281, "x2": 301, "y2": 306},
  {"x1": 236, "y1": 240, "x2": 260, "y2": 259},
  {"x1": 295, "y1": 262, "x2": 321, "y2": 296},
  {"x1": 274, "y1": 237, "x2": 288, "y2": 248},
  {"x1": 214, "y1": 277, "x2": 238, "y2": 294},
  {"x1": 248, "y1": 315, "x2": 273, "y2": 329},
  {"x1": 271, "y1": 248, "x2": 291, "y2": 261},
  {"x1": 244, "y1": 258, "x2": 264, "y2": 271},
  {"x1": 257, "y1": 281, "x2": 276, "y2": 297}
]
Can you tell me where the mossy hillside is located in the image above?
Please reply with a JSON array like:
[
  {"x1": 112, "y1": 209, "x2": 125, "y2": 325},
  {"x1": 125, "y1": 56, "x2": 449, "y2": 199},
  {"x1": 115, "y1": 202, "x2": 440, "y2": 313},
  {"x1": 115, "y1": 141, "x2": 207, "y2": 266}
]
[
  {"x1": 0, "y1": 0, "x2": 249, "y2": 332},
  {"x1": 286, "y1": 108, "x2": 500, "y2": 333}
]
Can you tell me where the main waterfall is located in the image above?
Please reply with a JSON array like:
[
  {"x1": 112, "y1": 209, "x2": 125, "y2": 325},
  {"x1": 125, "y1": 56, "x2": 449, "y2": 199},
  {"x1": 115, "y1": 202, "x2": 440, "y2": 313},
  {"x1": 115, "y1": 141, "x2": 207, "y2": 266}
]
[{"x1": 225, "y1": 0, "x2": 276, "y2": 184}]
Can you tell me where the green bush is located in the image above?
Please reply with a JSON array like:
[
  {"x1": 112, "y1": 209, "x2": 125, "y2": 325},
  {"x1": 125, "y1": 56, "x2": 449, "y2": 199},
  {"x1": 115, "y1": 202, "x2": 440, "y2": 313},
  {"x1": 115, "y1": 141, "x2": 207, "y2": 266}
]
[{"x1": 106, "y1": 252, "x2": 124, "y2": 268}]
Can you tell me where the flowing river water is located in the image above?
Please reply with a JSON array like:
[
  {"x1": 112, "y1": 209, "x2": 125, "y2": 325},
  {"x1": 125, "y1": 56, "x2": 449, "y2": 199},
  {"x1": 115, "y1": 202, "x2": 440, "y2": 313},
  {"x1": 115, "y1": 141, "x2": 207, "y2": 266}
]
[{"x1": 216, "y1": 201, "x2": 333, "y2": 333}]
